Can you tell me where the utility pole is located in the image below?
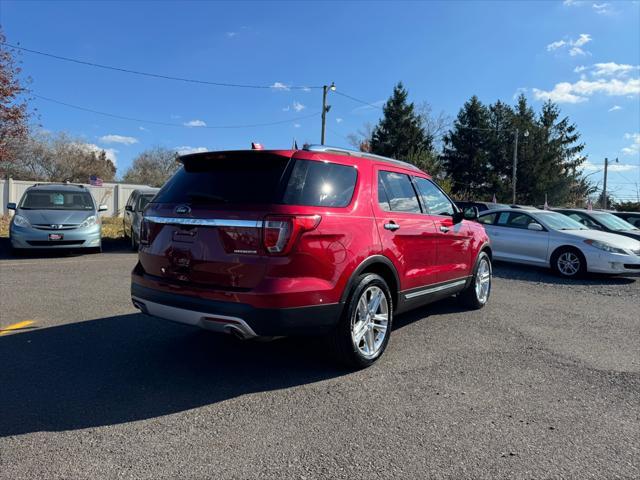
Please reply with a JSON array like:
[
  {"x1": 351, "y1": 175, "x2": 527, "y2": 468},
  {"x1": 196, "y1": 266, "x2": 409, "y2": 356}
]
[
  {"x1": 512, "y1": 128, "x2": 519, "y2": 204},
  {"x1": 320, "y1": 82, "x2": 336, "y2": 145},
  {"x1": 602, "y1": 157, "x2": 609, "y2": 210}
]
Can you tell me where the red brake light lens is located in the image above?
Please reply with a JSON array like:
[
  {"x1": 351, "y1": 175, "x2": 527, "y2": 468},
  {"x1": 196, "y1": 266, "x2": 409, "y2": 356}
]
[
  {"x1": 263, "y1": 215, "x2": 321, "y2": 255},
  {"x1": 140, "y1": 218, "x2": 150, "y2": 245}
]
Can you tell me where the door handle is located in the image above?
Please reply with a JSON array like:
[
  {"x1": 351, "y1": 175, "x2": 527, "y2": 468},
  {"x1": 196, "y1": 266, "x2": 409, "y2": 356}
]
[
  {"x1": 439, "y1": 226, "x2": 450, "y2": 233},
  {"x1": 384, "y1": 222, "x2": 400, "y2": 231}
]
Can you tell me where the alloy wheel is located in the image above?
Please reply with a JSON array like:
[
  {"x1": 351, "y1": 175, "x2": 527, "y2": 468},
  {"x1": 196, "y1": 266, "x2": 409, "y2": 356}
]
[
  {"x1": 557, "y1": 252, "x2": 580, "y2": 276},
  {"x1": 351, "y1": 286, "x2": 389, "y2": 359},
  {"x1": 474, "y1": 257, "x2": 491, "y2": 304}
]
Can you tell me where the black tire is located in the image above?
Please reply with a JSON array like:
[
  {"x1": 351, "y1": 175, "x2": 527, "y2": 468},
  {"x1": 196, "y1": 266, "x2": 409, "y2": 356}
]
[
  {"x1": 329, "y1": 273, "x2": 393, "y2": 369},
  {"x1": 551, "y1": 247, "x2": 586, "y2": 278},
  {"x1": 459, "y1": 251, "x2": 492, "y2": 309},
  {"x1": 130, "y1": 228, "x2": 138, "y2": 251}
]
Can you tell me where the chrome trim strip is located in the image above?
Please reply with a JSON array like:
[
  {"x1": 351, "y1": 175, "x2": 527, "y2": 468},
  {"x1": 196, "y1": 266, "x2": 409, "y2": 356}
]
[
  {"x1": 404, "y1": 278, "x2": 468, "y2": 300},
  {"x1": 144, "y1": 216, "x2": 263, "y2": 228}
]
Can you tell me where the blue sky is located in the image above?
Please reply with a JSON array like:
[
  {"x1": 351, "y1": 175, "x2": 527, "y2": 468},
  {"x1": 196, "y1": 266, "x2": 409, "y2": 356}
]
[{"x1": 1, "y1": 0, "x2": 639, "y2": 201}]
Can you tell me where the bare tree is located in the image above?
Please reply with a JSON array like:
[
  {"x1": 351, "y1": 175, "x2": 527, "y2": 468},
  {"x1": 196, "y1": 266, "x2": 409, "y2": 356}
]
[{"x1": 122, "y1": 146, "x2": 179, "y2": 187}]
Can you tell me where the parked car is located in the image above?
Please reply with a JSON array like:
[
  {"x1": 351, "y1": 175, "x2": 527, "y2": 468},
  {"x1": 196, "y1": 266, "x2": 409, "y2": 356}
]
[
  {"x1": 123, "y1": 188, "x2": 160, "y2": 249},
  {"x1": 477, "y1": 208, "x2": 640, "y2": 277},
  {"x1": 553, "y1": 208, "x2": 640, "y2": 242},
  {"x1": 455, "y1": 200, "x2": 510, "y2": 212},
  {"x1": 131, "y1": 145, "x2": 492, "y2": 368},
  {"x1": 7, "y1": 183, "x2": 107, "y2": 253},
  {"x1": 610, "y1": 211, "x2": 640, "y2": 229}
]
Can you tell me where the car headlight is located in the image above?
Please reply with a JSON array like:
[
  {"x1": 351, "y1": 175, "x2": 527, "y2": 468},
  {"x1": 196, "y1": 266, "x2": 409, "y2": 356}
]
[
  {"x1": 78, "y1": 215, "x2": 98, "y2": 228},
  {"x1": 584, "y1": 239, "x2": 627, "y2": 255},
  {"x1": 12, "y1": 214, "x2": 31, "y2": 228}
]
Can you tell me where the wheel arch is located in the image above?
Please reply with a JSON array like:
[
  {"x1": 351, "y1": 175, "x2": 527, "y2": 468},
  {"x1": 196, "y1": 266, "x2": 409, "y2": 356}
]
[
  {"x1": 550, "y1": 244, "x2": 587, "y2": 270},
  {"x1": 340, "y1": 255, "x2": 400, "y2": 309}
]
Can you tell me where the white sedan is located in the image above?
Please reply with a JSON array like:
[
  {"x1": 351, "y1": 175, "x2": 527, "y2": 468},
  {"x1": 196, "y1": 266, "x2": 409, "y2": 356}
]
[{"x1": 476, "y1": 208, "x2": 640, "y2": 278}]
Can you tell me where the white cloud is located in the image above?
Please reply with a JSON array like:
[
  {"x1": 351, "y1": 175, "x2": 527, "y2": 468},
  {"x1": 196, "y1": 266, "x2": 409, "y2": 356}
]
[
  {"x1": 563, "y1": 0, "x2": 582, "y2": 5},
  {"x1": 546, "y1": 33, "x2": 592, "y2": 56},
  {"x1": 592, "y1": 62, "x2": 640, "y2": 77},
  {"x1": 574, "y1": 65, "x2": 587, "y2": 73},
  {"x1": 573, "y1": 33, "x2": 592, "y2": 47},
  {"x1": 547, "y1": 40, "x2": 567, "y2": 51},
  {"x1": 293, "y1": 123, "x2": 301, "y2": 128},
  {"x1": 183, "y1": 119, "x2": 207, "y2": 127},
  {"x1": 622, "y1": 133, "x2": 640, "y2": 156},
  {"x1": 226, "y1": 32, "x2": 237, "y2": 38},
  {"x1": 569, "y1": 47, "x2": 588, "y2": 57},
  {"x1": 581, "y1": 158, "x2": 638, "y2": 172},
  {"x1": 292, "y1": 101, "x2": 305, "y2": 112},
  {"x1": 282, "y1": 105, "x2": 290, "y2": 112},
  {"x1": 270, "y1": 82, "x2": 290, "y2": 91},
  {"x1": 170, "y1": 114, "x2": 181, "y2": 119},
  {"x1": 533, "y1": 77, "x2": 640, "y2": 103},
  {"x1": 99, "y1": 134, "x2": 138, "y2": 145},
  {"x1": 80, "y1": 143, "x2": 118, "y2": 165},
  {"x1": 176, "y1": 146, "x2": 208, "y2": 155},
  {"x1": 336, "y1": 118, "x2": 343, "y2": 124},
  {"x1": 592, "y1": 2, "x2": 612, "y2": 14},
  {"x1": 608, "y1": 105, "x2": 622, "y2": 112},
  {"x1": 302, "y1": 87, "x2": 311, "y2": 92},
  {"x1": 138, "y1": 126, "x2": 149, "y2": 131}
]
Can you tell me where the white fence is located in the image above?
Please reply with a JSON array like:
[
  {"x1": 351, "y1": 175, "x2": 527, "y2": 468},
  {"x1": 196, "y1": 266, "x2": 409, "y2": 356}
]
[{"x1": 1, "y1": 179, "x2": 151, "y2": 217}]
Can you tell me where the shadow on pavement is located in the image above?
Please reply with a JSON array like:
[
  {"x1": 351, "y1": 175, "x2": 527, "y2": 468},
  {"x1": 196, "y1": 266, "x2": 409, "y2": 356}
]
[
  {"x1": 492, "y1": 261, "x2": 637, "y2": 286},
  {"x1": 0, "y1": 299, "x2": 468, "y2": 437},
  {"x1": 0, "y1": 313, "x2": 348, "y2": 436}
]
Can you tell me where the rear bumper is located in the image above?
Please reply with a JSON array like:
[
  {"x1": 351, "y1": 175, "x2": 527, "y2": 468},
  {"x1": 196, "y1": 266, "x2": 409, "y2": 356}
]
[{"x1": 131, "y1": 283, "x2": 343, "y2": 337}]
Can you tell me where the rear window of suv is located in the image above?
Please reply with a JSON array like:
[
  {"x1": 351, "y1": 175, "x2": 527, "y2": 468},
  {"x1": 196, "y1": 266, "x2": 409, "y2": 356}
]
[{"x1": 154, "y1": 154, "x2": 357, "y2": 207}]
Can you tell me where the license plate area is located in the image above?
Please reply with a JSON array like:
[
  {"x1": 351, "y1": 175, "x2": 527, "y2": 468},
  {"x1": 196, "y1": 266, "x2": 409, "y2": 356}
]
[
  {"x1": 172, "y1": 227, "x2": 197, "y2": 243},
  {"x1": 49, "y1": 233, "x2": 64, "y2": 241}
]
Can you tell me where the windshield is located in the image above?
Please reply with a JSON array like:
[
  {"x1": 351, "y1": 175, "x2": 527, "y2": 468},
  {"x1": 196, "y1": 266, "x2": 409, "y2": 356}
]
[
  {"x1": 20, "y1": 190, "x2": 95, "y2": 211},
  {"x1": 591, "y1": 212, "x2": 638, "y2": 231},
  {"x1": 535, "y1": 211, "x2": 588, "y2": 230}
]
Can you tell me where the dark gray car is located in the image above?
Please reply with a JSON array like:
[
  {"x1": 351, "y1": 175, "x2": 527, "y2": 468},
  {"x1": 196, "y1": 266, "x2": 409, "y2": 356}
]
[{"x1": 123, "y1": 188, "x2": 159, "y2": 249}]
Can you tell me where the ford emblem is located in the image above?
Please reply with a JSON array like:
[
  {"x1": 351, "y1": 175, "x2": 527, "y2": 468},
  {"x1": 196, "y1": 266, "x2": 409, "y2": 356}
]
[{"x1": 175, "y1": 205, "x2": 191, "y2": 215}]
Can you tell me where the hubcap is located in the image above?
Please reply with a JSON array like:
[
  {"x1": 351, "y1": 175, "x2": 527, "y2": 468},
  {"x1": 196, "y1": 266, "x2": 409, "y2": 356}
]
[
  {"x1": 475, "y1": 257, "x2": 491, "y2": 304},
  {"x1": 351, "y1": 286, "x2": 389, "y2": 359},
  {"x1": 558, "y1": 252, "x2": 580, "y2": 276}
]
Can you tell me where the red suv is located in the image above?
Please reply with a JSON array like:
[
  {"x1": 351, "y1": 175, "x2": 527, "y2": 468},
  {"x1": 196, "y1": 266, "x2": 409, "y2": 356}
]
[{"x1": 131, "y1": 145, "x2": 492, "y2": 367}]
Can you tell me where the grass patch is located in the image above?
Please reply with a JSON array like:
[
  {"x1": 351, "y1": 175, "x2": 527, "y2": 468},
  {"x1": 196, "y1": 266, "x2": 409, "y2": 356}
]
[{"x1": 0, "y1": 215, "x2": 125, "y2": 240}]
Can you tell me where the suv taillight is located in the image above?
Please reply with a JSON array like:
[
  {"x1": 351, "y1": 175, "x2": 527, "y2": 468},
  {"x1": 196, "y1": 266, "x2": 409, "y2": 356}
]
[
  {"x1": 263, "y1": 215, "x2": 321, "y2": 255},
  {"x1": 140, "y1": 218, "x2": 150, "y2": 245}
]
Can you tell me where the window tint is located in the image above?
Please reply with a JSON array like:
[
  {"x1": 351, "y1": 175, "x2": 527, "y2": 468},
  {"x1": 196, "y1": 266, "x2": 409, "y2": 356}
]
[
  {"x1": 155, "y1": 155, "x2": 290, "y2": 205},
  {"x1": 478, "y1": 213, "x2": 497, "y2": 225},
  {"x1": 378, "y1": 175, "x2": 391, "y2": 211},
  {"x1": 378, "y1": 171, "x2": 421, "y2": 213},
  {"x1": 137, "y1": 194, "x2": 155, "y2": 211},
  {"x1": 413, "y1": 177, "x2": 455, "y2": 216},
  {"x1": 283, "y1": 160, "x2": 357, "y2": 207},
  {"x1": 497, "y1": 212, "x2": 538, "y2": 229}
]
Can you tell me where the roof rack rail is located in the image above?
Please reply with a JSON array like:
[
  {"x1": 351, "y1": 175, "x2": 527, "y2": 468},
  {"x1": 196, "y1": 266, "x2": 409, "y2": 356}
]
[
  {"x1": 33, "y1": 182, "x2": 86, "y2": 188},
  {"x1": 302, "y1": 144, "x2": 421, "y2": 172}
]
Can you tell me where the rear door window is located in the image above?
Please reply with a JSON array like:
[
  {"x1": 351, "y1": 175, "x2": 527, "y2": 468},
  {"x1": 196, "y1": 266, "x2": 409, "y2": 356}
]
[
  {"x1": 478, "y1": 213, "x2": 497, "y2": 225},
  {"x1": 378, "y1": 171, "x2": 421, "y2": 213},
  {"x1": 282, "y1": 160, "x2": 357, "y2": 207}
]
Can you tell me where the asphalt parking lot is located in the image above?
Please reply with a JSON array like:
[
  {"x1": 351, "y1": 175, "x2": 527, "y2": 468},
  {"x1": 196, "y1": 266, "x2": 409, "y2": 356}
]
[{"x1": 0, "y1": 239, "x2": 638, "y2": 479}]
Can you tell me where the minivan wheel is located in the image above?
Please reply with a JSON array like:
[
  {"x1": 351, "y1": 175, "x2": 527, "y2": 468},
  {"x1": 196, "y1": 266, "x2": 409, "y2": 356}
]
[
  {"x1": 329, "y1": 273, "x2": 393, "y2": 369},
  {"x1": 551, "y1": 247, "x2": 586, "y2": 278},
  {"x1": 459, "y1": 251, "x2": 492, "y2": 309}
]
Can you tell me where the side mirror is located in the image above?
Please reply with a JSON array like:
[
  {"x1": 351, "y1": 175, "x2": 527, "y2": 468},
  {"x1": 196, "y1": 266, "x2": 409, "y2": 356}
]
[
  {"x1": 125, "y1": 205, "x2": 133, "y2": 212},
  {"x1": 98, "y1": 204, "x2": 108, "y2": 212},
  {"x1": 7, "y1": 202, "x2": 16, "y2": 210},
  {"x1": 463, "y1": 206, "x2": 479, "y2": 220},
  {"x1": 452, "y1": 210, "x2": 464, "y2": 224},
  {"x1": 528, "y1": 223, "x2": 544, "y2": 231}
]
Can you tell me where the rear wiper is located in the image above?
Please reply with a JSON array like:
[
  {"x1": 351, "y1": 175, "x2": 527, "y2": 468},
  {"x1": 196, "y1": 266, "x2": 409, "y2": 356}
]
[{"x1": 187, "y1": 193, "x2": 229, "y2": 204}]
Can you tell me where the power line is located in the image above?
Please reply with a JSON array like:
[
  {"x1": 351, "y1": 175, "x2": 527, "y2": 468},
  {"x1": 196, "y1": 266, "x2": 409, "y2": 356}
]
[
  {"x1": 334, "y1": 90, "x2": 384, "y2": 110},
  {"x1": 2, "y1": 41, "x2": 320, "y2": 90},
  {"x1": 33, "y1": 94, "x2": 320, "y2": 129}
]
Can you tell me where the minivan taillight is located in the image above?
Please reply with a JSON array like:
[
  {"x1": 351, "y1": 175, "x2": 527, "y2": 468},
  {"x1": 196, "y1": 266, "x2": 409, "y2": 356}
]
[
  {"x1": 140, "y1": 218, "x2": 150, "y2": 245},
  {"x1": 263, "y1": 215, "x2": 321, "y2": 255}
]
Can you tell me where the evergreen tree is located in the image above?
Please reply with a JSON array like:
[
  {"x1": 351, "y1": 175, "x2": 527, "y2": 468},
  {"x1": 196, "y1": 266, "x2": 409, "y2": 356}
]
[
  {"x1": 441, "y1": 96, "x2": 492, "y2": 198},
  {"x1": 370, "y1": 82, "x2": 432, "y2": 161},
  {"x1": 486, "y1": 100, "x2": 514, "y2": 201}
]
